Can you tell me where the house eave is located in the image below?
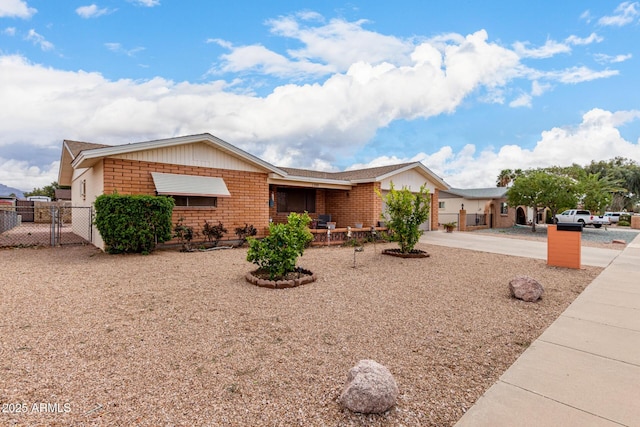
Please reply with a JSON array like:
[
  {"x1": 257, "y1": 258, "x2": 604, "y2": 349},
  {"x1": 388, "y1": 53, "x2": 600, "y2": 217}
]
[
  {"x1": 349, "y1": 162, "x2": 450, "y2": 190},
  {"x1": 70, "y1": 133, "x2": 287, "y2": 175},
  {"x1": 268, "y1": 175, "x2": 352, "y2": 190}
]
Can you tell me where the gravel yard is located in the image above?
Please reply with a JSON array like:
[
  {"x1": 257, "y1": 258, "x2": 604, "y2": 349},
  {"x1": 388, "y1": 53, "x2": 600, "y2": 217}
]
[{"x1": 1, "y1": 241, "x2": 602, "y2": 426}]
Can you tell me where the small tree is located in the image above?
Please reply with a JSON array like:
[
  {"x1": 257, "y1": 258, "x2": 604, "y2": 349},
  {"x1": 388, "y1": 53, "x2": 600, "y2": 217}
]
[
  {"x1": 246, "y1": 212, "x2": 313, "y2": 280},
  {"x1": 376, "y1": 182, "x2": 431, "y2": 253}
]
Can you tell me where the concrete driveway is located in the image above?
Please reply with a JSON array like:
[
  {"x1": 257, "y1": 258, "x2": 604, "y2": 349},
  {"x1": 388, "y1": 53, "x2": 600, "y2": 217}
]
[{"x1": 421, "y1": 230, "x2": 621, "y2": 268}]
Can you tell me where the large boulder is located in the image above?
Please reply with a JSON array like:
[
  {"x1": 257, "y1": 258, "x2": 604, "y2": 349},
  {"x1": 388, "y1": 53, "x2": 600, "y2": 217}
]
[
  {"x1": 339, "y1": 360, "x2": 398, "y2": 414},
  {"x1": 509, "y1": 276, "x2": 544, "y2": 302}
]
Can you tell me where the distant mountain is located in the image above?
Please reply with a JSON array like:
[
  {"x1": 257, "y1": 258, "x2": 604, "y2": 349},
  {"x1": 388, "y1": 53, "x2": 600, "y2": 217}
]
[{"x1": 0, "y1": 183, "x2": 25, "y2": 199}]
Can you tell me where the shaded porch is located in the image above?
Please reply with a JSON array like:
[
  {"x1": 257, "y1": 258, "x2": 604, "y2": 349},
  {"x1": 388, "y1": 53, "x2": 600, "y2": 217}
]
[{"x1": 267, "y1": 182, "x2": 383, "y2": 230}]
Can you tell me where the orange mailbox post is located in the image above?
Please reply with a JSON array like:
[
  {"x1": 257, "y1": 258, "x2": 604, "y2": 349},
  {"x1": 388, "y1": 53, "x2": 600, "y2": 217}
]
[{"x1": 547, "y1": 224, "x2": 581, "y2": 269}]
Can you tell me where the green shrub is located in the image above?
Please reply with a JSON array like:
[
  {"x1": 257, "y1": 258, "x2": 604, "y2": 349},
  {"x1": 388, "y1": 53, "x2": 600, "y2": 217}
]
[
  {"x1": 376, "y1": 182, "x2": 431, "y2": 253},
  {"x1": 94, "y1": 194, "x2": 174, "y2": 254},
  {"x1": 246, "y1": 212, "x2": 313, "y2": 280},
  {"x1": 620, "y1": 213, "x2": 631, "y2": 223},
  {"x1": 618, "y1": 220, "x2": 630, "y2": 227}
]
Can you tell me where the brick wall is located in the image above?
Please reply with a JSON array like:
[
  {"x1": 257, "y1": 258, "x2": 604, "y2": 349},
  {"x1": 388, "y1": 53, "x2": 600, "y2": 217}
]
[
  {"x1": 430, "y1": 189, "x2": 439, "y2": 230},
  {"x1": 103, "y1": 158, "x2": 270, "y2": 239},
  {"x1": 326, "y1": 182, "x2": 380, "y2": 228},
  {"x1": 268, "y1": 183, "x2": 382, "y2": 228}
]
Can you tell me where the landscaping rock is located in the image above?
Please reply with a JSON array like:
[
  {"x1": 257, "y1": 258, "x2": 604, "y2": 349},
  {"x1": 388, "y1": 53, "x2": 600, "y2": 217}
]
[
  {"x1": 339, "y1": 359, "x2": 398, "y2": 414},
  {"x1": 509, "y1": 276, "x2": 544, "y2": 302}
]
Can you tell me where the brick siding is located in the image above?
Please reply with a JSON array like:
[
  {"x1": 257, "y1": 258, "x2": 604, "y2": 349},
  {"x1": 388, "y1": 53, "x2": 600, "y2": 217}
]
[{"x1": 103, "y1": 158, "x2": 270, "y2": 240}]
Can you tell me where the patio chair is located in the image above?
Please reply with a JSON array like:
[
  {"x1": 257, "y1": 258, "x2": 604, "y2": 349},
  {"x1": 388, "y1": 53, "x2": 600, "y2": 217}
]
[{"x1": 317, "y1": 214, "x2": 331, "y2": 229}]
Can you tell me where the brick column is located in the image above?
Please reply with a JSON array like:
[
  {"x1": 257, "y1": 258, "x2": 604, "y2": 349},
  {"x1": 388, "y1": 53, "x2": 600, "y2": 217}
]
[{"x1": 459, "y1": 209, "x2": 466, "y2": 231}]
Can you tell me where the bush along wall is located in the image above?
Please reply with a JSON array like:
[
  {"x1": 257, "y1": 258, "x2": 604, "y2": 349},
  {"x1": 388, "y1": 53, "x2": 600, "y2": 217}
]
[{"x1": 94, "y1": 194, "x2": 174, "y2": 254}]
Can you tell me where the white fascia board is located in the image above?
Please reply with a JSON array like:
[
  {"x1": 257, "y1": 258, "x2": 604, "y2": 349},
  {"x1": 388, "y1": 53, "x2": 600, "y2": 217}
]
[
  {"x1": 71, "y1": 133, "x2": 287, "y2": 175},
  {"x1": 268, "y1": 175, "x2": 352, "y2": 190},
  {"x1": 350, "y1": 163, "x2": 450, "y2": 190}
]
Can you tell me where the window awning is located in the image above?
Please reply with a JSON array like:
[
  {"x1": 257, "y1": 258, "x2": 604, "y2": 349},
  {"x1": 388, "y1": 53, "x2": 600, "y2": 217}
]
[{"x1": 151, "y1": 172, "x2": 231, "y2": 197}]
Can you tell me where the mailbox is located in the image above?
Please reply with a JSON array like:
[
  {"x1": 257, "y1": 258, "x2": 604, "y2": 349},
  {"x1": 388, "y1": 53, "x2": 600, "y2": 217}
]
[{"x1": 556, "y1": 222, "x2": 583, "y2": 232}]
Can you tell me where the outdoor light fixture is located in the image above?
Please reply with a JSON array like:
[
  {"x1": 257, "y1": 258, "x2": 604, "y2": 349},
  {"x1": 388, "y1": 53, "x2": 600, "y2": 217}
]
[{"x1": 461, "y1": 203, "x2": 464, "y2": 210}]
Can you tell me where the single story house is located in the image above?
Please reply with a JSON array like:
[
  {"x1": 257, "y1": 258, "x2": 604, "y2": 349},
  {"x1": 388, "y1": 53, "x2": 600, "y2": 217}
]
[
  {"x1": 58, "y1": 133, "x2": 450, "y2": 250},
  {"x1": 438, "y1": 187, "x2": 516, "y2": 229}
]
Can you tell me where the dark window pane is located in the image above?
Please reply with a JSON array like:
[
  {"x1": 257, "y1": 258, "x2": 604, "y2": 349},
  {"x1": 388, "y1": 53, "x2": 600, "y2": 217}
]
[
  {"x1": 276, "y1": 188, "x2": 316, "y2": 213},
  {"x1": 172, "y1": 196, "x2": 217, "y2": 207}
]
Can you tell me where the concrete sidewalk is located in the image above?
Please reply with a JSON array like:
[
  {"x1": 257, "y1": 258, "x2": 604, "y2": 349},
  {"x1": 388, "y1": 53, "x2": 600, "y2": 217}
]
[
  {"x1": 422, "y1": 230, "x2": 621, "y2": 268},
  {"x1": 428, "y1": 231, "x2": 640, "y2": 427}
]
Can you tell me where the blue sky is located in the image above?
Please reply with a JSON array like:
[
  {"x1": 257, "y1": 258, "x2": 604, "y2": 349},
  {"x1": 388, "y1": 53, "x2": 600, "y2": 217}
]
[{"x1": 1, "y1": 0, "x2": 640, "y2": 192}]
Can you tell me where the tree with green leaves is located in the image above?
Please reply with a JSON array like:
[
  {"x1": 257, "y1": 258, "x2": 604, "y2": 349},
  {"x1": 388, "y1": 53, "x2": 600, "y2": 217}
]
[
  {"x1": 496, "y1": 168, "x2": 523, "y2": 187},
  {"x1": 246, "y1": 212, "x2": 313, "y2": 280},
  {"x1": 376, "y1": 182, "x2": 431, "y2": 253},
  {"x1": 25, "y1": 181, "x2": 68, "y2": 200},
  {"x1": 576, "y1": 172, "x2": 622, "y2": 214},
  {"x1": 537, "y1": 173, "x2": 578, "y2": 221},
  {"x1": 507, "y1": 169, "x2": 578, "y2": 232},
  {"x1": 584, "y1": 157, "x2": 640, "y2": 211}
]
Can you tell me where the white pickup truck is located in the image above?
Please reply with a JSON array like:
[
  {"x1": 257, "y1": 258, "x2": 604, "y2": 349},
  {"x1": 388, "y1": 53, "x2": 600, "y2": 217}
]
[{"x1": 555, "y1": 209, "x2": 610, "y2": 228}]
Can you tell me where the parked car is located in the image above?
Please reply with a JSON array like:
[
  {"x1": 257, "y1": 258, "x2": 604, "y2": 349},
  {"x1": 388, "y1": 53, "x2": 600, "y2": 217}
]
[
  {"x1": 554, "y1": 209, "x2": 610, "y2": 228},
  {"x1": 604, "y1": 212, "x2": 621, "y2": 223}
]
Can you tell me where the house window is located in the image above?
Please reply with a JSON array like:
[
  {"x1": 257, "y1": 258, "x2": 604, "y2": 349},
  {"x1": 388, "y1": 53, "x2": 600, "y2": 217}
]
[
  {"x1": 500, "y1": 202, "x2": 508, "y2": 215},
  {"x1": 172, "y1": 196, "x2": 217, "y2": 207},
  {"x1": 276, "y1": 188, "x2": 316, "y2": 213},
  {"x1": 438, "y1": 201, "x2": 445, "y2": 209}
]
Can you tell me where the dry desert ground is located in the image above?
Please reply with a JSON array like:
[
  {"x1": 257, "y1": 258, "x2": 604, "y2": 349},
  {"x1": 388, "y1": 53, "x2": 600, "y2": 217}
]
[{"x1": 1, "y1": 241, "x2": 602, "y2": 426}]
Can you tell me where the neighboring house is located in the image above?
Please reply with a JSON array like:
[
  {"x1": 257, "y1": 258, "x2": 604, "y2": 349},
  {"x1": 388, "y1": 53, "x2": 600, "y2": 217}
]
[
  {"x1": 438, "y1": 187, "x2": 516, "y2": 229},
  {"x1": 58, "y1": 133, "x2": 449, "y2": 250},
  {"x1": 0, "y1": 196, "x2": 15, "y2": 206}
]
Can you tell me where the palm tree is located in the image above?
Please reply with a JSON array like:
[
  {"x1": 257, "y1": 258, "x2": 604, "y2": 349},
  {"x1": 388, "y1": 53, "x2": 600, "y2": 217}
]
[
  {"x1": 496, "y1": 169, "x2": 513, "y2": 187},
  {"x1": 496, "y1": 169, "x2": 522, "y2": 187}
]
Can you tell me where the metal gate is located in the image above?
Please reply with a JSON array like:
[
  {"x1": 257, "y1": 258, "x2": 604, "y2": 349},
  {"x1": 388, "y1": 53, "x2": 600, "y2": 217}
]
[{"x1": 0, "y1": 205, "x2": 93, "y2": 247}]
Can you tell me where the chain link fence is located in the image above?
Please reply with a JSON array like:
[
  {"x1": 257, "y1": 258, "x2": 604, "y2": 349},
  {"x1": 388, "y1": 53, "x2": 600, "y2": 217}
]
[{"x1": 0, "y1": 205, "x2": 93, "y2": 248}]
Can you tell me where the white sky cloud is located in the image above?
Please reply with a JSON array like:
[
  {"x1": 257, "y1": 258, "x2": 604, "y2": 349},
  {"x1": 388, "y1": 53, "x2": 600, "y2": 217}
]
[
  {"x1": 129, "y1": 0, "x2": 160, "y2": 7},
  {"x1": 3, "y1": 26, "x2": 16, "y2": 36},
  {"x1": 535, "y1": 66, "x2": 619, "y2": 84},
  {"x1": 580, "y1": 10, "x2": 593, "y2": 24},
  {"x1": 598, "y1": 1, "x2": 639, "y2": 26},
  {"x1": 76, "y1": 4, "x2": 112, "y2": 18},
  {"x1": 565, "y1": 32, "x2": 603, "y2": 45},
  {"x1": 0, "y1": 13, "x2": 633, "y2": 190},
  {"x1": 509, "y1": 93, "x2": 532, "y2": 108},
  {"x1": 25, "y1": 29, "x2": 53, "y2": 51},
  {"x1": 267, "y1": 14, "x2": 412, "y2": 71},
  {"x1": 104, "y1": 42, "x2": 145, "y2": 57},
  {"x1": 0, "y1": 0, "x2": 36, "y2": 18},
  {"x1": 211, "y1": 42, "x2": 335, "y2": 78},
  {"x1": 0, "y1": 158, "x2": 58, "y2": 190},
  {"x1": 352, "y1": 108, "x2": 640, "y2": 188},
  {"x1": 513, "y1": 39, "x2": 571, "y2": 59},
  {"x1": 594, "y1": 52, "x2": 632, "y2": 64}
]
